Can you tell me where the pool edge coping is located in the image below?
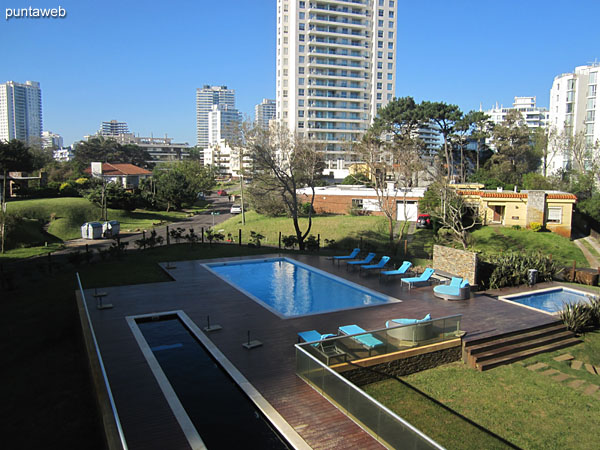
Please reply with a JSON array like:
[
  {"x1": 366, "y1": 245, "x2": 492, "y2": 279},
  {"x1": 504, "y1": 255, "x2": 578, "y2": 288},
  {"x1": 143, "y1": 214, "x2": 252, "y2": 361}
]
[
  {"x1": 127, "y1": 310, "x2": 311, "y2": 450},
  {"x1": 498, "y1": 286, "x2": 595, "y2": 316}
]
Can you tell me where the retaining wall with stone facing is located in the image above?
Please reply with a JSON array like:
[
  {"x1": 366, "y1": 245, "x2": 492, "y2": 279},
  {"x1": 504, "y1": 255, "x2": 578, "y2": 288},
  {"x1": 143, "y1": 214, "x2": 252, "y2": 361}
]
[
  {"x1": 341, "y1": 346, "x2": 462, "y2": 387},
  {"x1": 433, "y1": 245, "x2": 478, "y2": 285}
]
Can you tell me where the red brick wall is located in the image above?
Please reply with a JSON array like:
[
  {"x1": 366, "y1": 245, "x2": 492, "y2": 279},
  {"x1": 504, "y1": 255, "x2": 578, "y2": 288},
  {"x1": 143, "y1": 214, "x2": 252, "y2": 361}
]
[{"x1": 299, "y1": 193, "x2": 419, "y2": 217}]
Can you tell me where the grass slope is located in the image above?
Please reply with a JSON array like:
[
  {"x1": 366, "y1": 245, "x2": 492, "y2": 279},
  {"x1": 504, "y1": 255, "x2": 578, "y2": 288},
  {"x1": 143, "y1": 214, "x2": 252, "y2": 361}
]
[
  {"x1": 6, "y1": 197, "x2": 197, "y2": 243},
  {"x1": 366, "y1": 333, "x2": 600, "y2": 450},
  {"x1": 216, "y1": 211, "x2": 390, "y2": 249},
  {"x1": 471, "y1": 226, "x2": 587, "y2": 266}
]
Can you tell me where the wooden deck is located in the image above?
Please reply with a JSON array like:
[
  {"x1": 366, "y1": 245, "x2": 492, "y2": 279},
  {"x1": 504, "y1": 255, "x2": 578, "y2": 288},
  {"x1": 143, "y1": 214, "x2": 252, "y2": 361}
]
[{"x1": 81, "y1": 254, "x2": 559, "y2": 449}]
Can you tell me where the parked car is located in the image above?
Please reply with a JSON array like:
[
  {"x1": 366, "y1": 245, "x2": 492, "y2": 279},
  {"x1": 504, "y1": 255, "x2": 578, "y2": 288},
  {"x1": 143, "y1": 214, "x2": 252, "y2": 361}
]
[
  {"x1": 230, "y1": 205, "x2": 242, "y2": 214},
  {"x1": 416, "y1": 213, "x2": 432, "y2": 229},
  {"x1": 217, "y1": 189, "x2": 228, "y2": 196}
]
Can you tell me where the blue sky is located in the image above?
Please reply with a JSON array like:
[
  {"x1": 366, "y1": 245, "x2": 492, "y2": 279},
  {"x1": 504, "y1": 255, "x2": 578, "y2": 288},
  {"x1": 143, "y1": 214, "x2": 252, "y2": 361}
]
[{"x1": 1, "y1": 0, "x2": 599, "y2": 146}]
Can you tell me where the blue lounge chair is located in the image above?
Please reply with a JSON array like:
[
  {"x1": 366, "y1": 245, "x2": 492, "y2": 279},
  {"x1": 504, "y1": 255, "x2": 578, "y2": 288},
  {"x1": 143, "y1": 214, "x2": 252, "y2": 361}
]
[
  {"x1": 400, "y1": 267, "x2": 435, "y2": 289},
  {"x1": 338, "y1": 324, "x2": 384, "y2": 356},
  {"x1": 385, "y1": 313, "x2": 431, "y2": 328},
  {"x1": 433, "y1": 278, "x2": 470, "y2": 300},
  {"x1": 360, "y1": 256, "x2": 390, "y2": 273},
  {"x1": 331, "y1": 248, "x2": 360, "y2": 265},
  {"x1": 379, "y1": 261, "x2": 412, "y2": 281},
  {"x1": 297, "y1": 330, "x2": 335, "y2": 344},
  {"x1": 297, "y1": 330, "x2": 346, "y2": 364},
  {"x1": 346, "y1": 252, "x2": 376, "y2": 270}
]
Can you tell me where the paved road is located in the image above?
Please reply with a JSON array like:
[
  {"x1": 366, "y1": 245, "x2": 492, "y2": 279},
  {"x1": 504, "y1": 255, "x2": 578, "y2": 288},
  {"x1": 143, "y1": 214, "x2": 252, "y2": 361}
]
[{"x1": 59, "y1": 194, "x2": 236, "y2": 254}]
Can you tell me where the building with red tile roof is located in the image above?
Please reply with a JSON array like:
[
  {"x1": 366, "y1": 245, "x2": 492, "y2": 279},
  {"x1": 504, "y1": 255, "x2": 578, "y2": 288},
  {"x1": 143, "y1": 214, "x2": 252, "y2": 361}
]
[{"x1": 86, "y1": 162, "x2": 152, "y2": 189}]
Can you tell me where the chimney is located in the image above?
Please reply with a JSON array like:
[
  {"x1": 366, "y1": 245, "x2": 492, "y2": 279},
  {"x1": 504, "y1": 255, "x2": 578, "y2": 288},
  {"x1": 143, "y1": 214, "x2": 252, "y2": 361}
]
[{"x1": 91, "y1": 162, "x2": 103, "y2": 177}]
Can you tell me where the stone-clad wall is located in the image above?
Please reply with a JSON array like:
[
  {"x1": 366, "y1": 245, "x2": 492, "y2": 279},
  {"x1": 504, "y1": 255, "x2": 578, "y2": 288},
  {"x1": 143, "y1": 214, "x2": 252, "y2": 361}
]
[
  {"x1": 433, "y1": 245, "x2": 478, "y2": 285},
  {"x1": 526, "y1": 191, "x2": 546, "y2": 226},
  {"x1": 342, "y1": 346, "x2": 461, "y2": 386}
]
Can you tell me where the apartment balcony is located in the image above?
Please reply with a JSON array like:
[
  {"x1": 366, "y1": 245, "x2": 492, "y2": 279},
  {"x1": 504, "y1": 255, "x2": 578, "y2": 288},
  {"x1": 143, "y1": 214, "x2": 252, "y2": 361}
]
[
  {"x1": 307, "y1": 3, "x2": 367, "y2": 17},
  {"x1": 308, "y1": 15, "x2": 366, "y2": 28},
  {"x1": 309, "y1": 36, "x2": 368, "y2": 48},
  {"x1": 308, "y1": 82, "x2": 365, "y2": 91},
  {"x1": 308, "y1": 26, "x2": 366, "y2": 38},
  {"x1": 310, "y1": 47, "x2": 367, "y2": 59}
]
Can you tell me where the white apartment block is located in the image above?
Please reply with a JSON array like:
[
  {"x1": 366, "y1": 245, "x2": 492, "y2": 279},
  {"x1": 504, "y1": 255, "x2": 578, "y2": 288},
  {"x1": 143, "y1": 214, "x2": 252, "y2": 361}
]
[
  {"x1": 208, "y1": 104, "x2": 242, "y2": 146},
  {"x1": 486, "y1": 96, "x2": 549, "y2": 129},
  {"x1": 203, "y1": 140, "x2": 253, "y2": 178},
  {"x1": 276, "y1": 0, "x2": 397, "y2": 168},
  {"x1": 42, "y1": 130, "x2": 63, "y2": 149},
  {"x1": 196, "y1": 85, "x2": 236, "y2": 149},
  {"x1": 0, "y1": 80, "x2": 42, "y2": 144},
  {"x1": 255, "y1": 98, "x2": 276, "y2": 129},
  {"x1": 548, "y1": 63, "x2": 600, "y2": 173},
  {"x1": 100, "y1": 120, "x2": 130, "y2": 136}
]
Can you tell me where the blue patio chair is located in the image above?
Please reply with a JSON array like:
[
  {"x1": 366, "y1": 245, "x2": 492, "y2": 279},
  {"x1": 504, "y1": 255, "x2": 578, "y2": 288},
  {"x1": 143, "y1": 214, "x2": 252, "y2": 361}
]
[
  {"x1": 330, "y1": 248, "x2": 360, "y2": 265},
  {"x1": 297, "y1": 330, "x2": 335, "y2": 345},
  {"x1": 359, "y1": 256, "x2": 390, "y2": 273},
  {"x1": 385, "y1": 313, "x2": 431, "y2": 328},
  {"x1": 338, "y1": 324, "x2": 384, "y2": 356},
  {"x1": 297, "y1": 330, "x2": 346, "y2": 364},
  {"x1": 346, "y1": 252, "x2": 376, "y2": 271},
  {"x1": 379, "y1": 261, "x2": 412, "y2": 281},
  {"x1": 433, "y1": 278, "x2": 470, "y2": 300},
  {"x1": 400, "y1": 267, "x2": 435, "y2": 289}
]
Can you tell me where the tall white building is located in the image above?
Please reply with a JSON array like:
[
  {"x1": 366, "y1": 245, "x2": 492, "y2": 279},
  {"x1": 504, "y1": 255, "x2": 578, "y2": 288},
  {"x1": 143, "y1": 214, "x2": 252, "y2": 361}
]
[
  {"x1": 42, "y1": 130, "x2": 63, "y2": 150},
  {"x1": 255, "y1": 98, "x2": 276, "y2": 129},
  {"x1": 0, "y1": 80, "x2": 42, "y2": 144},
  {"x1": 99, "y1": 120, "x2": 130, "y2": 136},
  {"x1": 548, "y1": 64, "x2": 600, "y2": 173},
  {"x1": 276, "y1": 0, "x2": 397, "y2": 168},
  {"x1": 208, "y1": 104, "x2": 242, "y2": 146},
  {"x1": 486, "y1": 97, "x2": 549, "y2": 129},
  {"x1": 196, "y1": 85, "x2": 236, "y2": 149}
]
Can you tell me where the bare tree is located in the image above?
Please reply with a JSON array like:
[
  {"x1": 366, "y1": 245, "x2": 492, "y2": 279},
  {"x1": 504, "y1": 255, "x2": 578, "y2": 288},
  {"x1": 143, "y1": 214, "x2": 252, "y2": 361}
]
[
  {"x1": 249, "y1": 124, "x2": 324, "y2": 251},
  {"x1": 429, "y1": 181, "x2": 480, "y2": 250}
]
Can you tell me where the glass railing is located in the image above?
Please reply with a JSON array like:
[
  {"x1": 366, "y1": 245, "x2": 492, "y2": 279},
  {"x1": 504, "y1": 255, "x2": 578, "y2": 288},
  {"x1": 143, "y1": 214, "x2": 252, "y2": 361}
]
[
  {"x1": 296, "y1": 344, "x2": 444, "y2": 449},
  {"x1": 297, "y1": 315, "x2": 462, "y2": 367}
]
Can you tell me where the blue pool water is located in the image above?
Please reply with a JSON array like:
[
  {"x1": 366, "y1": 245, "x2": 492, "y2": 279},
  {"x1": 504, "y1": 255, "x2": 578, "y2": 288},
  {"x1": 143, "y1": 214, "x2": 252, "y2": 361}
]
[
  {"x1": 502, "y1": 288, "x2": 592, "y2": 314},
  {"x1": 205, "y1": 257, "x2": 395, "y2": 318}
]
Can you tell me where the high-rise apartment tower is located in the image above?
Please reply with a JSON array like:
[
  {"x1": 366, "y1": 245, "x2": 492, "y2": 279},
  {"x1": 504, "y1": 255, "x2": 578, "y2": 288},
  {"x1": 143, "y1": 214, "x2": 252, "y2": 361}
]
[
  {"x1": 0, "y1": 80, "x2": 42, "y2": 144},
  {"x1": 99, "y1": 120, "x2": 130, "y2": 136},
  {"x1": 255, "y1": 98, "x2": 276, "y2": 129},
  {"x1": 276, "y1": 0, "x2": 397, "y2": 167},
  {"x1": 196, "y1": 85, "x2": 236, "y2": 148},
  {"x1": 548, "y1": 63, "x2": 600, "y2": 173}
]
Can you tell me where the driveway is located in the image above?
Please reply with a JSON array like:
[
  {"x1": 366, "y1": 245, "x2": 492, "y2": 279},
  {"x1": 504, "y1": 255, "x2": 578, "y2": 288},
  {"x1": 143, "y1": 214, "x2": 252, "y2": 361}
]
[{"x1": 59, "y1": 193, "x2": 235, "y2": 254}]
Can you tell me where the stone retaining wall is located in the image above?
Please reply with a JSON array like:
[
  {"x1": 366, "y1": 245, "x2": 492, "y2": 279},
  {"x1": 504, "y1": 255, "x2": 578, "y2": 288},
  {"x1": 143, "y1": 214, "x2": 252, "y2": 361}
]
[
  {"x1": 433, "y1": 245, "x2": 478, "y2": 285},
  {"x1": 341, "y1": 346, "x2": 461, "y2": 386}
]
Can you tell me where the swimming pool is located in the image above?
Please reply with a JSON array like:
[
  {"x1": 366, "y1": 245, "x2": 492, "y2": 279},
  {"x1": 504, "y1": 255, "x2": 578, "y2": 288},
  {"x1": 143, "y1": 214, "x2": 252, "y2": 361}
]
[
  {"x1": 499, "y1": 287, "x2": 594, "y2": 314},
  {"x1": 204, "y1": 257, "x2": 398, "y2": 318}
]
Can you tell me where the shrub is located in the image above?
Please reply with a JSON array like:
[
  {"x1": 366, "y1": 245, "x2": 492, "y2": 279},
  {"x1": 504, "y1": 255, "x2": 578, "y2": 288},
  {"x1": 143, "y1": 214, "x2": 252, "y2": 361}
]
[
  {"x1": 304, "y1": 235, "x2": 319, "y2": 251},
  {"x1": 299, "y1": 202, "x2": 315, "y2": 217},
  {"x1": 511, "y1": 225, "x2": 521, "y2": 230},
  {"x1": 529, "y1": 222, "x2": 542, "y2": 232},
  {"x1": 486, "y1": 252, "x2": 561, "y2": 289},
  {"x1": 281, "y1": 234, "x2": 297, "y2": 249},
  {"x1": 560, "y1": 302, "x2": 593, "y2": 334},
  {"x1": 324, "y1": 238, "x2": 337, "y2": 250},
  {"x1": 249, "y1": 231, "x2": 264, "y2": 248}
]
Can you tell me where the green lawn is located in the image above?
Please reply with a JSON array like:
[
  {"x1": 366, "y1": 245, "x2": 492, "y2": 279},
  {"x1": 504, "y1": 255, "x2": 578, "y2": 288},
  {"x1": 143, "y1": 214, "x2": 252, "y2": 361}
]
[
  {"x1": 470, "y1": 226, "x2": 587, "y2": 266},
  {"x1": 216, "y1": 211, "x2": 391, "y2": 250},
  {"x1": 365, "y1": 332, "x2": 600, "y2": 450},
  {"x1": 581, "y1": 239, "x2": 600, "y2": 259},
  {"x1": 5, "y1": 197, "x2": 202, "y2": 245}
]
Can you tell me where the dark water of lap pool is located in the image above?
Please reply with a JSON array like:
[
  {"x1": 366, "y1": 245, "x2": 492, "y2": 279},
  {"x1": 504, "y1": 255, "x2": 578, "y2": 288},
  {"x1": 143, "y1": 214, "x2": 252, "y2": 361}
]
[{"x1": 137, "y1": 317, "x2": 290, "y2": 449}]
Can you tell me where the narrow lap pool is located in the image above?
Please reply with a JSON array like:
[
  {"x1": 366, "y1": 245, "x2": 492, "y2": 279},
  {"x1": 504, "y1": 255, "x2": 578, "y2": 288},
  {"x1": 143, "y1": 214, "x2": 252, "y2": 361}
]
[
  {"x1": 135, "y1": 315, "x2": 290, "y2": 449},
  {"x1": 204, "y1": 257, "x2": 397, "y2": 318},
  {"x1": 499, "y1": 287, "x2": 594, "y2": 314}
]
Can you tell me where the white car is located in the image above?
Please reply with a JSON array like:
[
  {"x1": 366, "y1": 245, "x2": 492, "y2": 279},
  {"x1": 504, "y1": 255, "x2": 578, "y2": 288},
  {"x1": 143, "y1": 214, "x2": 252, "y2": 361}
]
[{"x1": 230, "y1": 205, "x2": 242, "y2": 214}]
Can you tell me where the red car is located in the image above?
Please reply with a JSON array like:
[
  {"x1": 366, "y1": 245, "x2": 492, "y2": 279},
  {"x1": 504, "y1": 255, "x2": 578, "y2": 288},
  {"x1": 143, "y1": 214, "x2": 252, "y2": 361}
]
[
  {"x1": 416, "y1": 213, "x2": 432, "y2": 228},
  {"x1": 217, "y1": 189, "x2": 228, "y2": 196}
]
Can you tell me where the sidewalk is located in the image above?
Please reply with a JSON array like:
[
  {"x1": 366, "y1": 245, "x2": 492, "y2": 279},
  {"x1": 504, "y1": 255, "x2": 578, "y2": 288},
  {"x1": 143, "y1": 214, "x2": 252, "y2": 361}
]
[{"x1": 573, "y1": 237, "x2": 600, "y2": 268}]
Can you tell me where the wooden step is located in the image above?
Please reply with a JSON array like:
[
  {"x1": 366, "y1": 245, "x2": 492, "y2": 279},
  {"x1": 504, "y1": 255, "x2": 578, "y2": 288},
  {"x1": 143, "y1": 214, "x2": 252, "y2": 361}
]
[
  {"x1": 472, "y1": 331, "x2": 576, "y2": 365},
  {"x1": 466, "y1": 324, "x2": 567, "y2": 357},
  {"x1": 476, "y1": 338, "x2": 581, "y2": 371},
  {"x1": 462, "y1": 321, "x2": 563, "y2": 349}
]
